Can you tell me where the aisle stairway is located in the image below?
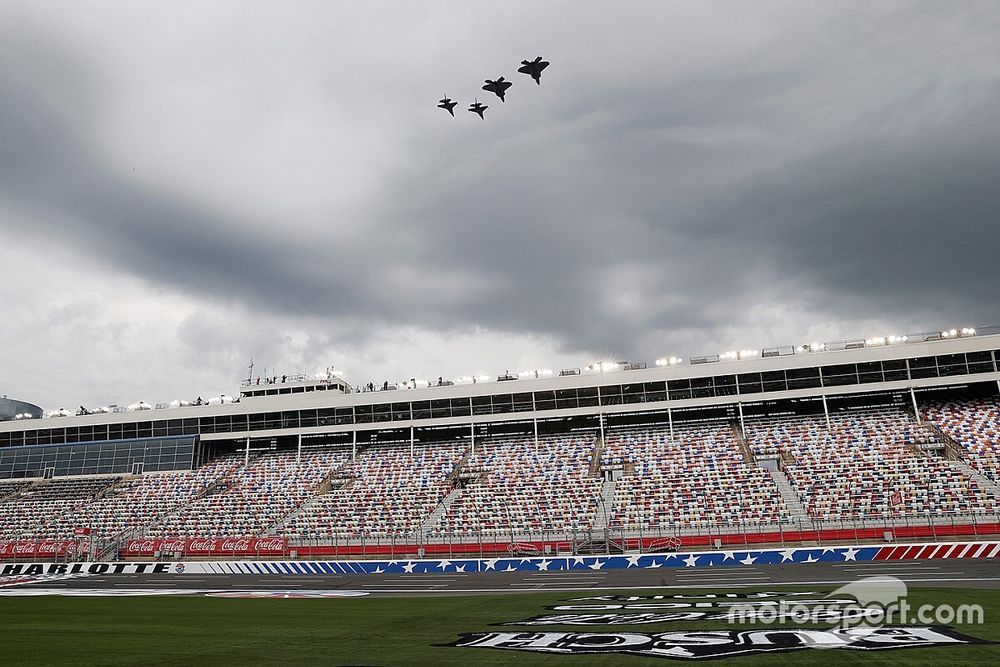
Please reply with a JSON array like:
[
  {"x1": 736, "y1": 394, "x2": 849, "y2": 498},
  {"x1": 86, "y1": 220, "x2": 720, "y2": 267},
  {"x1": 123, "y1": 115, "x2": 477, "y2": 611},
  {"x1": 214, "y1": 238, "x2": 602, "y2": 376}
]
[{"x1": 768, "y1": 468, "x2": 810, "y2": 521}]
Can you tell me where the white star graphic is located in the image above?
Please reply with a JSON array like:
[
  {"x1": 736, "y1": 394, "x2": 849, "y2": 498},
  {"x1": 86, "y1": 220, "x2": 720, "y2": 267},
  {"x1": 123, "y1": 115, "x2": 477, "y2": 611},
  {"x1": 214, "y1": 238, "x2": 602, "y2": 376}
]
[
  {"x1": 779, "y1": 549, "x2": 797, "y2": 562},
  {"x1": 373, "y1": 566, "x2": 385, "y2": 574},
  {"x1": 842, "y1": 547, "x2": 860, "y2": 562},
  {"x1": 503, "y1": 564, "x2": 517, "y2": 572},
  {"x1": 402, "y1": 561, "x2": 416, "y2": 574},
  {"x1": 720, "y1": 551, "x2": 736, "y2": 561},
  {"x1": 438, "y1": 560, "x2": 451, "y2": 570},
  {"x1": 536, "y1": 559, "x2": 552, "y2": 571},
  {"x1": 587, "y1": 560, "x2": 605, "y2": 570},
  {"x1": 647, "y1": 559, "x2": 662, "y2": 569},
  {"x1": 683, "y1": 554, "x2": 699, "y2": 567},
  {"x1": 455, "y1": 564, "x2": 466, "y2": 573},
  {"x1": 483, "y1": 558, "x2": 499, "y2": 571},
  {"x1": 739, "y1": 553, "x2": 757, "y2": 566},
  {"x1": 626, "y1": 555, "x2": 642, "y2": 568},
  {"x1": 571, "y1": 556, "x2": 586, "y2": 566},
  {"x1": 803, "y1": 554, "x2": 819, "y2": 564}
]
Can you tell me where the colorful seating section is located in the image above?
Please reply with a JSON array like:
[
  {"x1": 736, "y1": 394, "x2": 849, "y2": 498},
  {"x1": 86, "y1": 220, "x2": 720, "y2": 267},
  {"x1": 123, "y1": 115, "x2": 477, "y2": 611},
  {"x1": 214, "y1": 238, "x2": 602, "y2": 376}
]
[
  {"x1": 2, "y1": 400, "x2": 1000, "y2": 545},
  {"x1": 145, "y1": 449, "x2": 350, "y2": 538},
  {"x1": 282, "y1": 442, "x2": 466, "y2": 539},
  {"x1": 0, "y1": 479, "x2": 34, "y2": 501},
  {"x1": 604, "y1": 423, "x2": 788, "y2": 529},
  {"x1": 0, "y1": 476, "x2": 121, "y2": 540},
  {"x1": 922, "y1": 398, "x2": 1000, "y2": 480},
  {"x1": 39, "y1": 454, "x2": 244, "y2": 540},
  {"x1": 744, "y1": 408, "x2": 996, "y2": 519},
  {"x1": 431, "y1": 433, "x2": 602, "y2": 536}
]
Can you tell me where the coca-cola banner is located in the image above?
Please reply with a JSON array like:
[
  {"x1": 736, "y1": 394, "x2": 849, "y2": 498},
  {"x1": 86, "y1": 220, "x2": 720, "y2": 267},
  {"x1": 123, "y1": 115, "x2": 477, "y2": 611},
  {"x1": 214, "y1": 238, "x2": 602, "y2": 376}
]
[
  {"x1": 0, "y1": 540, "x2": 79, "y2": 558},
  {"x1": 121, "y1": 537, "x2": 287, "y2": 557}
]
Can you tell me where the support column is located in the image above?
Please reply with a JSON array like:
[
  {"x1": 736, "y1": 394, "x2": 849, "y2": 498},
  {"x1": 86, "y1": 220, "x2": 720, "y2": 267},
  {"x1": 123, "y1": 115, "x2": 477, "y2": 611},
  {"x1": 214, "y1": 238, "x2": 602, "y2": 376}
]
[
  {"x1": 910, "y1": 386, "x2": 921, "y2": 423},
  {"x1": 297, "y1": 433, "x2": 302, "y2": 463},
  {"x1": 410, "y1": 426, "x2": 415, "y2": 457},
  {"x1": 244, "y1": 437, "x2": 250, "y2": 465},
  {"x1": 533, "y1": 418, "x2": 539, "y2": 453},
  {"x1": 598, "y1": 412, "x2": 605, "y2": 444},
  {"x1": 352, "y1": 430, "x2": 357, "y2": 461},
  {"x1": 737, "y1": 402, "x2": 745, "y2": 433},
  {"x1": 668, "y1": 407, "x2": 674, "y2": 440},
  {"x1": 470, "y1": 422, "x2": 476, "y2": 456},
  {"x1": 822, "y1": 394, "x2": 830, "y2": 429}
]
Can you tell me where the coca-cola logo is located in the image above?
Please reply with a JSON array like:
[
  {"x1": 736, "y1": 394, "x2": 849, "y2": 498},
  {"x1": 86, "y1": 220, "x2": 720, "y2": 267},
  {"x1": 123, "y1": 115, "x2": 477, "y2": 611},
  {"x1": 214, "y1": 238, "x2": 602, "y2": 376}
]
[
  {"x1": 161, "y1": 539, "x2": 185, "y2": 552},
  {"x1": 221, "y1": 538, "x2": 251, "y2": 551},
  {"x1": 186, "y1": 538, "x2": 219, "y2": 552},
  {"x1": 128, "y1": 539, "x2": 159, "y2": 553},
  {"x1": 12, "y1": 542, "x2": 36, "y2": 554},
  {"x1": 254, "y1": 538, "x2": 286, "y2": 551},
  {"x1": 37, "y1": 542, "x2": 66, "y2": 555}
]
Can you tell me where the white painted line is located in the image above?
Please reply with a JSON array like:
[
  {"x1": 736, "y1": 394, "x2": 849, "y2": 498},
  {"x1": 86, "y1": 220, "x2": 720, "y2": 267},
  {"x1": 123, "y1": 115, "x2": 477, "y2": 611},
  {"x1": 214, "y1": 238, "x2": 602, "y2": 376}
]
[
  {"x1": 354, "y1": 577, "x2": 1000, "y2": 595},
  {"x1": 513, "y1": 580, "x2": 604, "y2": 585},
  {"x1": 675, "y1": 571, "x2": 764, "y2": 577}
]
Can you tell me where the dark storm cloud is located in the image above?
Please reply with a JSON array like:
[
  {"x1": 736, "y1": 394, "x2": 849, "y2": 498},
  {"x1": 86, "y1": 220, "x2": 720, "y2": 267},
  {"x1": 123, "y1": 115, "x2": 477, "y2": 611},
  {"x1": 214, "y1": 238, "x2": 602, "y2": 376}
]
[{"x1": 2, "y1": 1, "x2": 999, "y2": 363}]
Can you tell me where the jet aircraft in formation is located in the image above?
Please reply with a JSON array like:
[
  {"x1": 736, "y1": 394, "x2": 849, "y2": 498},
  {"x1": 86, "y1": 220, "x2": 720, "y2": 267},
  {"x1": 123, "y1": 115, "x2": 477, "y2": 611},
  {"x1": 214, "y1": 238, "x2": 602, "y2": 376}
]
[
  {"x1": 517, "y1": 56, "x2": 549, "y2": 85},
  {"x1": 482, "y1": 76, "x2": 512, "y2": 102},
  {"x1": 437, "y1": 97, "x2": 458, "y2": 116},
  {"x1": 438, "y1": 57, "x2": 549, "y2": 119},
  {"x1": 468, "y1": 99, "x2": 488, "y2": 119}
]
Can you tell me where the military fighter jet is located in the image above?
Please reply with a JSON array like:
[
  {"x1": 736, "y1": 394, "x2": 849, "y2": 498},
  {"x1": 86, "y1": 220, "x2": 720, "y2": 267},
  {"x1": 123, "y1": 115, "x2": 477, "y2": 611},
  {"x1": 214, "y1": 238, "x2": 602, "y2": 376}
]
[
  {"x1": 468, "y1": 99, "x2": 488, "y2": 119},
  {"x1": 517, "y1": 56, "x2": 549, "y2": 85},
  {"x1": 482, "y1": 77, "x2": 513, "y2": 102},
  {"x1": 437, "y1": 96, "x2": 458, "y2": 116}
]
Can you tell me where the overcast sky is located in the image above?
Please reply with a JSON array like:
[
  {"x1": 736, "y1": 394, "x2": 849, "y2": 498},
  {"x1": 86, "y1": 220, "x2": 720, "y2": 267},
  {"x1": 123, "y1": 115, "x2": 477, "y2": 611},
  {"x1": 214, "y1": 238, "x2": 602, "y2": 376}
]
[{"x1": 2, "y1": 1, "x2": 998, "y2": 410}]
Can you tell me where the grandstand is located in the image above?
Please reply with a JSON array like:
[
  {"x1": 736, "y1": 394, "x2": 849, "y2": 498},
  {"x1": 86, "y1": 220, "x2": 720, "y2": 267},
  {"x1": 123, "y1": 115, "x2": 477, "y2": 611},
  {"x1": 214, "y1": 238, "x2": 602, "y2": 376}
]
[{"x1": 0, "y1": 325, "x2": 999, "y2": 559}]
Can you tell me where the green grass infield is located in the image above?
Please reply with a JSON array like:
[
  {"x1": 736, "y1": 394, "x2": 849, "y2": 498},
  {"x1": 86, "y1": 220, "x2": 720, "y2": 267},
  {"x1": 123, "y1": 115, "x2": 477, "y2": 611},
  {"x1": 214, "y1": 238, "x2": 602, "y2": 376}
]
[{"x1": 1, "y1": 586, "x2": 998, "y2": 665}]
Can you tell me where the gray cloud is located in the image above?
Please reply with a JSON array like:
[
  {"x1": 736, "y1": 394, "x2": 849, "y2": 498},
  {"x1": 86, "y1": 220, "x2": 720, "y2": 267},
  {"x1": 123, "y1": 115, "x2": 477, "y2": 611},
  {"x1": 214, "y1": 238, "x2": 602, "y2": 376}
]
[{"x1": 1, "y1": 1, "x2": 999, "y2": 406}]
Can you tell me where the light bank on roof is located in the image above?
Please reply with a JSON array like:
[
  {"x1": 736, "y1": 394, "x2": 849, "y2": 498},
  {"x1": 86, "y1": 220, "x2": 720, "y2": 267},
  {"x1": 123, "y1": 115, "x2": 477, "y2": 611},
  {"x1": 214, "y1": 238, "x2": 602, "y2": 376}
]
[{"x1": 1, "y1": 324, "x2": 998, "y2": 440}]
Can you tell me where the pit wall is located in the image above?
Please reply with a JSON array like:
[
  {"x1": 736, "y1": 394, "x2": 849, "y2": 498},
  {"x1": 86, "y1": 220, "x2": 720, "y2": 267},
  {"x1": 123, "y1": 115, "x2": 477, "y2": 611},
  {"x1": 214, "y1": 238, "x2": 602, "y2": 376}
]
[
  {"x1": 6, "y1": 540, "x2": 993, "y2": 578},
  {"x1": 109, "y1": 521, "x2": 1000, "y2": 560},
  {"x1": 178, "y1": 540, "x2": 998, "y2": 575}
]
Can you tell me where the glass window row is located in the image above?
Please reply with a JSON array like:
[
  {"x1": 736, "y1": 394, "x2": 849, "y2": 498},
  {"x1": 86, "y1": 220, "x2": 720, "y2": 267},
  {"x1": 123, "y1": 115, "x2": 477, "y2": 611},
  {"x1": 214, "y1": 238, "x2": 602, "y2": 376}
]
[{"x1": 3, "y1": 350, "x2": 997, "y2": 447}]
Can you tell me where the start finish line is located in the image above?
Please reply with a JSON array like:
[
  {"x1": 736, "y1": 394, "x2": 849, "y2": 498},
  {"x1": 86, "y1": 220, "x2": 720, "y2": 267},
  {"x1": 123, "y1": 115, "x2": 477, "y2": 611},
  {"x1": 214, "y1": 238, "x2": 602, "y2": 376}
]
[{"x1": 2, "y1": 540, "x2": 996, "y2": 578}]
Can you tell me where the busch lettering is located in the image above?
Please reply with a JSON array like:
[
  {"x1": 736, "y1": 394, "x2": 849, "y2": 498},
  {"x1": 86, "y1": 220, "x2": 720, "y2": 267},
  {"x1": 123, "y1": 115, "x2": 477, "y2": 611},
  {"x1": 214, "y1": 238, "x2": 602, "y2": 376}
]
[{"x1": 450, "y1": 627, "x2": 992, "y2": 660}]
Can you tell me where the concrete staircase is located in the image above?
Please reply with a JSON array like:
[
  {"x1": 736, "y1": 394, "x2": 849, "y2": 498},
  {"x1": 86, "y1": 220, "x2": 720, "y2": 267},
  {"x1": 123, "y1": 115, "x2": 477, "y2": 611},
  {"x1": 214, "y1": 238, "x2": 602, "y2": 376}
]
[
  {"x1": 768, "y1": 468, "x2": 810, "y2": 521},
  {"x1": 731, "y1": 422, "x2": 757, "y2": 465},
  {"x1": 589, "y1": 436, "x2": 605, "y2": 476},
  {"x1": 591, "y1": 480, "x2": 618, "y2": 532},
  {"x1": 418, "y1": 486, "x2": 463, "y2": 534},
  {"x1": 954, "y1": 460, "x2": 1000, "y2": 498},
  {"x1": 922, "y1": 420, "x2": 971, "y2": 462}
]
